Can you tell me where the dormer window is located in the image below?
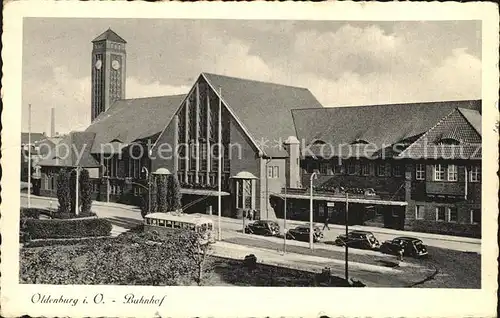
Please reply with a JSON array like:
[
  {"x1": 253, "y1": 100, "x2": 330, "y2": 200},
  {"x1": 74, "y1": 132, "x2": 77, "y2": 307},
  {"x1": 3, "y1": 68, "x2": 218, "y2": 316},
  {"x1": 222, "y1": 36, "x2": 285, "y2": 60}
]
[
  {"x1": 351, "y1": 139, "x2": 369, "y2": 145},
  {"x1": 437, "y1": 137, "x2": 461, "y2": 145},
  {"x1": 312, "y1": 139, "x2": 326, "y2": 145}
]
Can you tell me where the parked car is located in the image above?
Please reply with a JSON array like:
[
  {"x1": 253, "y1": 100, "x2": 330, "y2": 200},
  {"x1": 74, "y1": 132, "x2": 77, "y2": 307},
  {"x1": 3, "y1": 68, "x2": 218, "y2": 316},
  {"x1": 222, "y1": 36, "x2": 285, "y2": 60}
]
[
  {"x1": 380, "y1": 236, "x2": 428, "y2": 258},
  {"x1": 244, "y1": 220, "x2": 280, "y2": 236},
  {"x1": 334, "y1": 230, "x2": 380, "y2": 250},
  {"x1": 286, "y1": 225, "x2": 324, "y2": 243}
]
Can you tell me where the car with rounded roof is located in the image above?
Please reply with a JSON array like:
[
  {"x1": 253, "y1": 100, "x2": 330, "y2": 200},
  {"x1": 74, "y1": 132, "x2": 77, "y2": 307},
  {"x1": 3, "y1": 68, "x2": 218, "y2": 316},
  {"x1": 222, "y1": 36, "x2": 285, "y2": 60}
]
[
  {"x1": 334, "y1": 230, "x2": 381, "y2": 250},
  {"x1": 285, "y1": 224, "x2": 324, "y2": 243},
  {"x1": 380, "y1": 236, "x2": 428, "y2": 258}
]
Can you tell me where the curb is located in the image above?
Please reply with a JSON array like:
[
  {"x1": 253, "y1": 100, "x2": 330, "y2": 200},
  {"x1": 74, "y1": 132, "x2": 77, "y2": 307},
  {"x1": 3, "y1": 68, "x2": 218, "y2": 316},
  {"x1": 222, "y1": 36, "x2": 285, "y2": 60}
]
[
  {"x1": 22, "y1": 193, "x2": 481, "y2": 244},
  {"x1": 208, "y1": 214, "x2": 481, "y2": 244}
]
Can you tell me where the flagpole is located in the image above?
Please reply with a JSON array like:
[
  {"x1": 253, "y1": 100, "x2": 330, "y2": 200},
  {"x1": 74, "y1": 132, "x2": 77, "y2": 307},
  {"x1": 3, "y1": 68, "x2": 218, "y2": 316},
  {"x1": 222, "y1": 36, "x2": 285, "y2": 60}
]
[
  {"x1": 217, "y1": 87, "x2": 222, "y2": 241},
  {"x1": 28, "y1": 104, "x2": 32, "y2": 208}
]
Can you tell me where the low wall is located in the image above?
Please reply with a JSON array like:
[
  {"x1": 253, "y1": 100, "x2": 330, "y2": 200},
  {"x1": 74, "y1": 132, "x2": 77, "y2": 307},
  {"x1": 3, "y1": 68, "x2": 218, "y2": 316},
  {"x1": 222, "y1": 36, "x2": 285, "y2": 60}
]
[{"x1": 407, "y1": 220, "x2": 481, "y2": 238}]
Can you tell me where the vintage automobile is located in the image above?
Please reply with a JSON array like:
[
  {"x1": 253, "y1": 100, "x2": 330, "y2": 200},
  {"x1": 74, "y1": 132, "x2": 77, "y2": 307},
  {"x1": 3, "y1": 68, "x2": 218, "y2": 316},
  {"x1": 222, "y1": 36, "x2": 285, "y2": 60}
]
[
  {"x1": 244, "y1": 220, "x2": 280, "y2": 236},
  {"x1": 334, "y1": 230, "x2": 381, "y2": 250},
  {"x1": 286, "y1": 225, "x2": 324, "y2": 243},
  {"x1": 380, "y1": 236, "x2": 428, "y2": 258}
]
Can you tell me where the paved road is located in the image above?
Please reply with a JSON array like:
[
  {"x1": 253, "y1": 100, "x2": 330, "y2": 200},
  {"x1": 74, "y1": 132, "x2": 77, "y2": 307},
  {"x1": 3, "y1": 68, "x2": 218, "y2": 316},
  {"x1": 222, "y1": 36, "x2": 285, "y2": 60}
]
[
  {"x1": 20, "y1": 195, "x2": 481, "y2": 253},
  {"x1": 20, "y1": 195, "x2": 481, "y2": 288}
]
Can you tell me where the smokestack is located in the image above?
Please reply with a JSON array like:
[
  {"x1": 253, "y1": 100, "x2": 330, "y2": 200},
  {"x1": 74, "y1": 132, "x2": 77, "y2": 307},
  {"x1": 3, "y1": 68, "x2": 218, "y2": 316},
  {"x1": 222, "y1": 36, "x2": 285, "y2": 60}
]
[{"x1": 51, "y1": 107, "x2": 55, "y2": 137}]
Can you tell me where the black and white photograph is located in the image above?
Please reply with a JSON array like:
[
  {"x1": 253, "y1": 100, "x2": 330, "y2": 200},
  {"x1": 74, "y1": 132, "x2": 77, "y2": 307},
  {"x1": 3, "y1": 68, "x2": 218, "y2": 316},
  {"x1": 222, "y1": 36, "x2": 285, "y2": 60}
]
[{"x1": 2, "y1": 2, "x2": 498, "y2": 317}]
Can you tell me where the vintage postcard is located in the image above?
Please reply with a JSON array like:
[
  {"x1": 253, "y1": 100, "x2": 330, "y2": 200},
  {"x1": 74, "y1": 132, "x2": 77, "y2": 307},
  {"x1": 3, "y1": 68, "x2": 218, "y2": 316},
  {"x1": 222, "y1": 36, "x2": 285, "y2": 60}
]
[{"x1": 1, "y1": 1, "x2": 499, "y2": 317}]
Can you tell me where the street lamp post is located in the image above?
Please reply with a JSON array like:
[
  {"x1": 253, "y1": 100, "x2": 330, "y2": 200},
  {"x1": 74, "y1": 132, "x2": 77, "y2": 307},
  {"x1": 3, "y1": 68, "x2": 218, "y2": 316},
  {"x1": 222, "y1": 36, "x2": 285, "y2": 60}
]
[
  {"x1": 74, "y1": 166, "x2": 80, "y2": 216},
  {"x1": 142, "y1": 167, "x2": 150, "y2": 213},
  {"x1": 345, "y1": 192, "x2": 349, "y2": 281},
  {"x1": 283, "y1": 184, "x2": 287, "y2": 253},
  {"x1": 309, "y1": 172, "x2": 318, "y2": 250},
  {"x1": 27, "y1": 104, "x2": 32, "y2": 208},
  {"x1": 217, "y1": 87, "x2": 222, "y2": 241}
]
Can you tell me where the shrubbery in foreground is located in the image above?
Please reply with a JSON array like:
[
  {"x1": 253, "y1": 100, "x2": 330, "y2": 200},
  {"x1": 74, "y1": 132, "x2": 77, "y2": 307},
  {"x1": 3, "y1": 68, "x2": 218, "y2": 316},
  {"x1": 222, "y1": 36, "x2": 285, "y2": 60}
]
[
  {"x1": 23, "y1": 218, "x2": 112, "y2": 239},
  {"x1": 20, "y1": 230, "x2": 209, "y2": 286}
]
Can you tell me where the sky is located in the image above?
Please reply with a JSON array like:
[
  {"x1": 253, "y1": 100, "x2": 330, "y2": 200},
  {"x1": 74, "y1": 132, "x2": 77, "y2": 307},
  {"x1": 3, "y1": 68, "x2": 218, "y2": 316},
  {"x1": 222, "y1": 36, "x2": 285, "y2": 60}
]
[{"x1": 22, "y1": 18, "x2": 481, "y2": 134}]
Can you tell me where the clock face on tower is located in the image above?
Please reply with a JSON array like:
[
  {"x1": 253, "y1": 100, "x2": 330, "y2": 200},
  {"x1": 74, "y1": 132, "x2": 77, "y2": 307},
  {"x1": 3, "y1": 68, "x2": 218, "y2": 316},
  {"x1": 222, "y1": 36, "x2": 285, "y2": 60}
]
[{"x1": 112, "y1": 60, "x2": 121, "y2": 70}]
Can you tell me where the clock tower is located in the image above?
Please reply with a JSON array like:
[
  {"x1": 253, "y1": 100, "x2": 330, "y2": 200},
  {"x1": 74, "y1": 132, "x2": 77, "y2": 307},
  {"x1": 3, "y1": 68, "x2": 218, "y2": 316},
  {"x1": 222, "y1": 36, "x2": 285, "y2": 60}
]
[{"x1": 91, "y1": 28, "x2": 127, "y2": 122}]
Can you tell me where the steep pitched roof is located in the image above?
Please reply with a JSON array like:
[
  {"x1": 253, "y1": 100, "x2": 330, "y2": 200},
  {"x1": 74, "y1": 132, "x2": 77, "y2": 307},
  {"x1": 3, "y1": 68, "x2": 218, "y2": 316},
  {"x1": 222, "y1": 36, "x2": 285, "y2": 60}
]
[
  {"x1": 292, "y1": 100, "x2": 481, "y2": 158},
  {"x1": 458, "y1": 108, "x2": 482, "y2": 136},
  {"x1": 202, "y1": 73, "x2": 323, "y2": 157},
  {"x1": 37, "y1": 132, "x2": 100, "y2": 167},
  {"x1": 397, "y1": 107, "x2": 482, "y2": 160},
  {"x1": 86, "y1": 94, "x2": 186, "y2": 153},
  {"x1": 92, "y1": 28, "x2": 127, "y2": 43},
  {"x1": 21, "y1": 132, "x2": 46, "y2": 145}
]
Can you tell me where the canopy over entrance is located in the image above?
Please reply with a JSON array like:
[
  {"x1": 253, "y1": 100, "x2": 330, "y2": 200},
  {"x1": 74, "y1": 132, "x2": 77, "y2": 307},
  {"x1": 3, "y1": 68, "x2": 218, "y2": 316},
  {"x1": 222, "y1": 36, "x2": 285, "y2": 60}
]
[
  {"x1": 181, "y1": 188, "x2": 230, "y2": 196},
  {"x1": 271, "y1": 193, "x2": 407, "y2": 206}
]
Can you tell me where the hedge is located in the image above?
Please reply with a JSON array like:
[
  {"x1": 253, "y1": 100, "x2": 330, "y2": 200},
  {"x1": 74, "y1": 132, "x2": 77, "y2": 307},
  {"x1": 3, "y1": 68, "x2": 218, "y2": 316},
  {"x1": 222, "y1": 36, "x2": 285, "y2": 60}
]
[
  {"x1": 20, "y1": 230, "x2": 207, "y2": 285},
  {"x1": 24, "y1": 217, "x2": 112, "y2": 239},
  {"x1": 52, "y1": 211, "x2": 97, "y2": 220},
  {"x1": 20, "y1": 208, "x2": 96, "y2": 220},
  {"x1": 21, "y1": 208, "x2": 53, "y2": 219},
  {"x1": 24, "y1": 236, "x2": 112, "y2": 248}
]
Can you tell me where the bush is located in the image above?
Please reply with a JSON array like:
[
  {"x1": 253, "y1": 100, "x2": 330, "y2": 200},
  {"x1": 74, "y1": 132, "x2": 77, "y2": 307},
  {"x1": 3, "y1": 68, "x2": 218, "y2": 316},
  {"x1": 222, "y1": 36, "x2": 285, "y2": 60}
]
[
  {"x1": 20, "y1": 230, "x2": 209, "y2": 285},
  {"x1": 80, "y1": 169, "x2": 93, "y2": 214},
  {"x1": 53, "y1": 211, "x2": 97, "y2": 219},
  {"x1": 167, "y1": 174, "x2": 182, "y2": 211},
  {"x1": 69, "y1": 170, "x2": 78, "y2": 214},
  {"x1": 20, "y1": 208, "x2": 53, "y2": 219},
  {"x1": 24, "y1": 236, "x2": 111, "y2": 248},
  {"x1": 156, "y1": 175, "x2": 168, "y2": 212},
  {"x1": 24, "y1": 217, "x2": 112, "y2": 239},
  {"x1": 56, "y1": 169, "x2": 71, "y2": 214}
]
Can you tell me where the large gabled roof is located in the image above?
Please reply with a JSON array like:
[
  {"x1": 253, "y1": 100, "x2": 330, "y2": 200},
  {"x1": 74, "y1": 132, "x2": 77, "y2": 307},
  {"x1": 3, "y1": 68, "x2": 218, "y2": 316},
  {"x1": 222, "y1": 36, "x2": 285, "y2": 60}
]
[
  {"x1": 21, "y1": 132, "x2": 46, "y2": 145},
  {"x1": 397, "y1": 107, "x2": 482, "y2": 160},
  {"x1": 92, "y1": 28, "x2": 127, "y2": 44},
  {"x1": 292, "y1": 100, "x2": 481, "y2": 158},
  {"x1": 202, "y1": 72, "x2": 323, "y2": 157},
  {"x1": 86, "y1": 94, "x2": 186, "y2": 153},
  {"x1": 458, "y1": 107, "x2": 482, "y2": 136},
  {"x1": 37, "y1": 132, "x2": 100, "y2": 167}
]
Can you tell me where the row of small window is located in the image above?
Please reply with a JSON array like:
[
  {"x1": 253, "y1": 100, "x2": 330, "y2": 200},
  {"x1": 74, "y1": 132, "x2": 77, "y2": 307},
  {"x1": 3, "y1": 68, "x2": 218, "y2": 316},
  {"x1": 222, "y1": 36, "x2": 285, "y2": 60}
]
[
  {"x1": 267, "y1": 166, "x2": 280, "y2": 179},
  {"x1": 146, "y1": 218, "x2": 213, "y2": 231},
  {"x1": 415, "y1": 205, "x2": 481, "y2": 224},
  {"x1": 178, "y1": 172, "x2": 226, "y2": 185},
  {"x1": 310, "y1": 162, "x2": 402, "y2": 177},
  {"x1": 109, "y1": 184, "x2": 122, "y2": 195},
  {"x1": 416, "y1": 164, "x2": 480, "y2": 182},
  {"x1": 103, "y1": 157, "x2": 143, "y2": 179}
]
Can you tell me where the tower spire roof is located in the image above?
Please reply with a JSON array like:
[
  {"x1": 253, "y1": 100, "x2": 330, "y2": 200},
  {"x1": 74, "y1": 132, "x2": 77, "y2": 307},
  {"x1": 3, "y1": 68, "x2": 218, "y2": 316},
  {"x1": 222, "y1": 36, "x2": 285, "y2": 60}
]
[{"x1": 92, "y1": 28, "x2": 127, "y2": 43}]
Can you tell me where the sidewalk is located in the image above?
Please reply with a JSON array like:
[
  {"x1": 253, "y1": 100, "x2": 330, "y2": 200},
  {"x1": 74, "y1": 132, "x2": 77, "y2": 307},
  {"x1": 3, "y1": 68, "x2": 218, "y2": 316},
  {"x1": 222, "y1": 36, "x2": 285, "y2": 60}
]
[
  {"x1": 22, "y1": 193, "x2": 481, "y2": 245},
  {"x1": 208, "y1": 214, "x2": 481, "y2": 244}
]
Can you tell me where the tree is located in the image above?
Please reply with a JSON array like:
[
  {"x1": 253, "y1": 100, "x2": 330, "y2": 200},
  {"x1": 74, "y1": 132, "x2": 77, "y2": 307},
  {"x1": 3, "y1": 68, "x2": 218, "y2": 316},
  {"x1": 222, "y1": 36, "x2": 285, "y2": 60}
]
[
  {"x1": 150, "y1": 176, "x2": 158, "y2": 213},
  {"x1": 156, "y1": 175, "x2": 168, "y2": 212},
  {"x1": 167, "y1": 174, "x2": 182, "y2": 212},
  {"x1": 79, "y1": 169, "x2": 93, "y2": 215},
  {"x1": 180, "y1": 230, "x2": 212, "y2": 286},
  {"x1": 56, "y1": 169, "x2": 71, "y2": 214},
  {"x1": 69, "y1": 170, "x2": 78, "y2": 215}
]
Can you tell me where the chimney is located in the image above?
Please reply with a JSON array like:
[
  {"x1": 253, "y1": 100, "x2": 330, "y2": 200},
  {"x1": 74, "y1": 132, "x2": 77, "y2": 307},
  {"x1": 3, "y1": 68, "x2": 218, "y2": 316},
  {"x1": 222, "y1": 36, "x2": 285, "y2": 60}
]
[
  {"x1": 284, "y1": 136, "x2": 301, "y2": 189},
  {"x1": 51, "y1": 107, "x2": 56, "y2": 137}
]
